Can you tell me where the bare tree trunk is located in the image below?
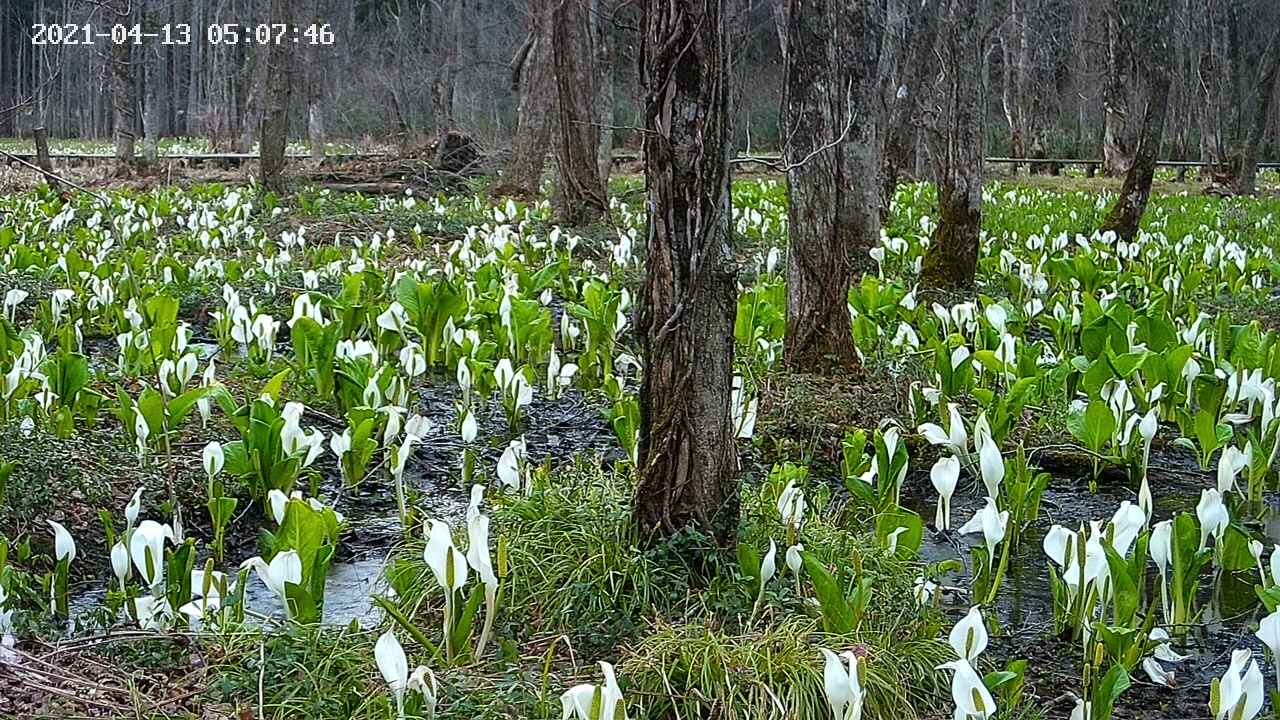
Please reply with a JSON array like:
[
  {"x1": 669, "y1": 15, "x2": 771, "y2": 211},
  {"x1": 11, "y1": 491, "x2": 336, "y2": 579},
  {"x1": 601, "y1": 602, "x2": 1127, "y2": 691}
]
[
  {"x1": 551, "y1": 0, "x2": 608, "y2": 225},
  {"x1": 593, "y1": 0, "x2": 616, "y2": 181},
  {"x1": 881, "y1": 0, "x2": 940, "y2": 211},
  {"x1": 141, "y1": 0, "x2": 163, "y2": 165},
  {"x1": 109, "y1": 1, "x2": 136, "y2": 176},
  {"x1": 1236, "y1": 29, "x2": 1280, "y2": 195},
  {"x1": 1102, "y1": 2, "x2": 1134, "y2": 176},
  {"x1": 921, "y1": 0, "x2": 985, "y2": 290},
  {"x1": 633, "y1": 0, "x2": 738, "y2": 549},
  {"x1": 782, "y1": 0, "x2": 881, "y2": 372},
  {"x1": 771, "y1": 0, "x2": 789, "y2": 59},
  {"x1": 1100, "y1": 0, "x2": 1172, "y2": 240},
  {"x1": 260, "y1": 0, "x2": 296, "y2": 193},
  {"x1": 32, "y1": 126, "x2": 60, "y2": 190},
  {"x1": 433, "y1": 0, "x2": 463, "y2": 166},
  {"x1": 306, "y1": 0, "x2": 326, "y2": 165},
  {"x1": 496, "y1": 0, "x2": 555, "y2": 197}
]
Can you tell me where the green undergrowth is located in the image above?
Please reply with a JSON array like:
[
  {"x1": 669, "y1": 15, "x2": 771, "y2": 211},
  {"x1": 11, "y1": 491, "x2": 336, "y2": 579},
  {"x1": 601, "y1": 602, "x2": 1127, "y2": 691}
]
[{"x1": 377, "y1": 460, "x2": 951, "y2": 719}]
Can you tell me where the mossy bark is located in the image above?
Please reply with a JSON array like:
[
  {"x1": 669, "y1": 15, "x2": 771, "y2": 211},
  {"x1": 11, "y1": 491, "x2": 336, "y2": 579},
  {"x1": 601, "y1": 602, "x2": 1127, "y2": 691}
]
[{"x1": 920, "y1": 0, "x2": 984, "y2": 292}]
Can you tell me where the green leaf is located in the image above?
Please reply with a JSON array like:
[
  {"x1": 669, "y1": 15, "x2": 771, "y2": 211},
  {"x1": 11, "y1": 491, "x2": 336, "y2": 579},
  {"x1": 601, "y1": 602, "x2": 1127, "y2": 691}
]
[
  {"x1": 285, "y1": 582, "x2": 319, "y2": 623},
  {"x1": 875, "y1": 505, "x2": 923, "y2": 557},
  {"x1": 800, "y1": 552, "x2": 855, "y2": 634},
  {"x1": 1091, "y1": 665, "x2": 1131, "y2": 720}
]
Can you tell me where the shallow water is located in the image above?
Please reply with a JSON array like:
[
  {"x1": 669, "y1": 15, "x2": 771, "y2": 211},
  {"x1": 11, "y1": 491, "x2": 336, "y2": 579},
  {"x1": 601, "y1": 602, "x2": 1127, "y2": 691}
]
[{"x1": 69, "y1": 380, "x2": 621, "y2": 629}]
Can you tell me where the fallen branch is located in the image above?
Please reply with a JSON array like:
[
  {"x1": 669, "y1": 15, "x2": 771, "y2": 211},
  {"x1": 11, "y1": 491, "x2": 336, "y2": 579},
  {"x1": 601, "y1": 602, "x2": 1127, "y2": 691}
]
[{"x1": 0, "y1": 148, "x2": 109, "y2": 203}]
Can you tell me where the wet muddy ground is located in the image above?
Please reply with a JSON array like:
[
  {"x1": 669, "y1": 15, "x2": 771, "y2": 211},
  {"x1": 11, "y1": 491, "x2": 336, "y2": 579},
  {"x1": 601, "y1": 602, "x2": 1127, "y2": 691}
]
[{"x1": 39, "y1": 327, "x2": 1273, "y2": 720}]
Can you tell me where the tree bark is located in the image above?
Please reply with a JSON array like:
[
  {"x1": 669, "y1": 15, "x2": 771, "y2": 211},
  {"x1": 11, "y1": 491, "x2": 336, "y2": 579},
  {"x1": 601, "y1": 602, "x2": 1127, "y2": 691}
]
[
  {"x1": 633, "y1": 0, "x2": 739, "y2": 549},
  {"x1": 1100, "y1": 0, "x2": 1172, "y2": 241},
  {"x1": 495, "y1": 0, "x2": 556, "y2": 197},
  {"x1": 307, "y1": 0, "x2": 326, "y2": 166},
  {"x1": 881, "y1": 0, "x2": 940, "y2": 212},
  {"x1": 32, "y1": 126, "x2": 60, "y2": 190},
  {"x1": 593, "y1": 0, "x2": 616, "y2": 182},
  {"x1": 551, "y1": 0, "x2": 608, "y2": 226},
  {"x1": 1236, "y1": 28, "x2": 1280, "y2": 195},
  {"x1": 920, "y1": 0, "x2": 985, "y2": 290},
  {"x1": 1102, "y1": 1, "x2": 1134, "y2": 176},
  {"x1": 260, "y1": 0, "x2": 296, "y2": 194},
  {"x1": 782, "y1": 0, "x2": 882, "y2": 372},
  {"x1": 109, "y1": 1, "x2": 136, "y2": 176},
  {"x1": 433, "y1": 0, "x2": 463, "y2": 166},
  {"x1": 141, "y1": 0, "x2": 163, "y2": 165}
]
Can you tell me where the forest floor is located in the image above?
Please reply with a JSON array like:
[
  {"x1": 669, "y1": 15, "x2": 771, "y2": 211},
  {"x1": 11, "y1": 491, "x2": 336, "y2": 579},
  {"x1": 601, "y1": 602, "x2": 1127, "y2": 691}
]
[{"x1": 1, "y1": 156, "x2": 1279, "y2": 720}]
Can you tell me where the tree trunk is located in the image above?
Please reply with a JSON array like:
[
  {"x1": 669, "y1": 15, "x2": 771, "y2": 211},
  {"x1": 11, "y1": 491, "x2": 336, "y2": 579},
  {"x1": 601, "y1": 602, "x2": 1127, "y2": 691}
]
[
  {"x1": 306, "y1": 0, "x2": 326, "y2": 166},
  {"x1": 782, "y1": 0, "x2": 882, "y2": 372},
  {"x1": 433, "y1": 0, "x2": 463, "y2": 166},
  {"x1": 141, "y1": 0, "x2": 163, "y2": 165},
  {"x1": 1100, "y1": 0, "x2": 1172, "y2": 241},
  {"x1": 633, "y1": 0, "x2": 739, "y2": 549},
  {"x1": 110, "y1": 1, "x2": 136, "y2": 176},
  {"x1": 1102, "y1": 2, "x2": 1134, "y2": 176},
  {"x1": 260, "y1": 0, "x2": 296, "y2": 193},
  {"x1": 495, "y1": 0, "x2": 556, "y2": 197},
  {"x1": 593, "y1": 0, "x2": 616, "y2": 181},
  {"x1": 32, "y1": 126, "x2": 60, "y2": 190},
  {"x1": 551, "y1": 0, "x2": 608, "y2": 226},
  {"x1": 881, "y1": 0, "x2": 940, "y2": 212},
  {"x1": 1236, "y1": 29, "x2": 1280, "y2": 195},
  {"x1": 920, "y1": 0, "x2": 985, "y2": 290}
]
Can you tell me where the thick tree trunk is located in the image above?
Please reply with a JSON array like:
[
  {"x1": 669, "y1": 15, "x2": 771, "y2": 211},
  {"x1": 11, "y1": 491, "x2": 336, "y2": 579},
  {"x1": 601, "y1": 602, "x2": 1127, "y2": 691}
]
[
  {"x1": 920, "y1": 0, "x2": 985, "y2": 290},
  {"x1": 633, "y1": 0, "x2": 739, "y2": 549},
  {"x1": 495, "y1": 0, "x2": 556, "y2": 197},
  {"x1": 782, "y1": 0, "x2": 882, "y2": 372},
  {"x1": 141, "y1": 0, "x2": 163, "y2": 165},
  {"x1": 551, "y1": 0, "x2": 608, "y2": 226},
  {"x1": 260, "y1": 0, "x2": 295, "y2": 193},
  {"x1": 881, "y1": 0, "x2": 940, "y2": 211},
  {"x1": 109, "y1": 2, "x2": 136, "y2": 176},
  {"x1": 1100, "y1": 0, "x2": 1172, "y2": 241},
  {"x1": 1236, "y1": 30, "x2": 1280, "y2": 195},
  {"x1": 1102, "y1": 3, "x2": 1134, "y2": 176}
]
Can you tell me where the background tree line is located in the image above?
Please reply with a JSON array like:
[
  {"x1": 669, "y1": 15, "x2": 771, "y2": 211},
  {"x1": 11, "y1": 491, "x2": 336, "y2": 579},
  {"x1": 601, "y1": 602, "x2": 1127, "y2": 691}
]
[{"x1": 2, "y1": 0, "x2": 1277, "y2": 182}]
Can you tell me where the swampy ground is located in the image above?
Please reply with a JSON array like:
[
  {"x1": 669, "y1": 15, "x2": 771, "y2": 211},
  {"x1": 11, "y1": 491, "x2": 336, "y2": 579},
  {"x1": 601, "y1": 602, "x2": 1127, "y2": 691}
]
[{"x1": 1, "y1": 163, "x2": 1279, "y2": 720}]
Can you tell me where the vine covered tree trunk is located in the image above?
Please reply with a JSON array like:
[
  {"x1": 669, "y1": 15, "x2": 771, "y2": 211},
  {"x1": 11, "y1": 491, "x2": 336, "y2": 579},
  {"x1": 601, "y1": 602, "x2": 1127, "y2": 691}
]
[
  {"x1": 260, "y1": 0, "x2": 296, "y2": 193},
  {"x1": 495, "y1": 0, "x2": 555, "y2": 197},
  {"x1": 782, "y1": 0, "x2": 882, "y2": 371},
  {"x1": 633, "y1": 0, "x2": 739, "y2": 549},
  {"x1": 109, "y1": 1, "x2": 136, "y2": 176},
  {"x1": 1100, "y1": 0, "x2": 1172, "y2": 241},
  {"x1": 921, "y1": 0, "x2": 985, "y2": 290},
  {"x1": 551, "y1": 0, "x2": 608, "y2": 226}
]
